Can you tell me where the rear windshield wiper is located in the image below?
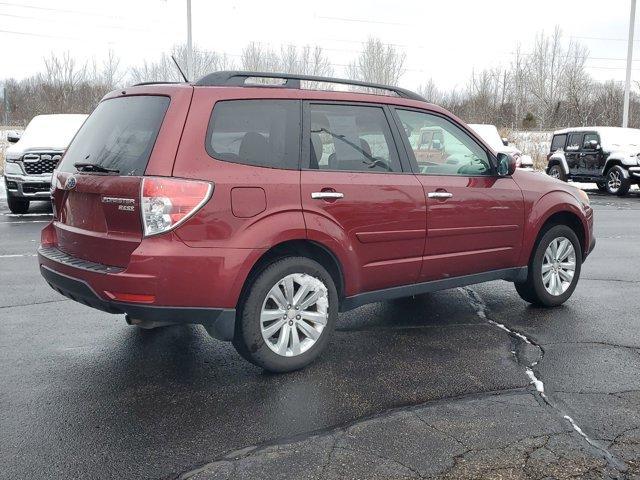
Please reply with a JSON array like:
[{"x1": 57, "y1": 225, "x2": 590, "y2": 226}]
[{"x1": 74, "y1": 162, "x2": 120, "y2": 174}]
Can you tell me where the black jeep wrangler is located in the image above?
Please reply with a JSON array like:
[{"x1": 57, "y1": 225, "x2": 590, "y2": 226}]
[{"x1": 546, "y1": 127, "x2": 640, "y2": 196}]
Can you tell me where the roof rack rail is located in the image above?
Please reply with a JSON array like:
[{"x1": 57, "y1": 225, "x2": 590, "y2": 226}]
[
  {"x1": 132, "y1": 81, "x2": 184, "y2": 87},
  {"x1": 194, "y1": 71, "x2": 426, "y2": 102}
]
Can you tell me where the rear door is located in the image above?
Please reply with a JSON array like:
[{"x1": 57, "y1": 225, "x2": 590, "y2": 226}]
[
  {"x1": 300, "y1": 102, "x2": 426, "y2": 293},
  {"x1": 392, "y1": 108, "x2": 524, "y2": 281},
  {"x1": 52, "y1": 87, "x2": 192, "y2": 267}
]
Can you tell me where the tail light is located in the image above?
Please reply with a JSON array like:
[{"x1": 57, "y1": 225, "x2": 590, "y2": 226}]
[{"x1": 141, "y1": 177, "x2": 213, "y2": 237}]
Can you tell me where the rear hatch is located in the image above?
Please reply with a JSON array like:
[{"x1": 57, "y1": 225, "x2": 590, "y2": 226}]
[{"x1": 51, "y1": 86, "x2": 193, "y2": 267}]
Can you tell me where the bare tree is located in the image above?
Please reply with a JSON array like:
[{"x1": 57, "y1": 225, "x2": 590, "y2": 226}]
[
  {"x1": 346, "y1": 38, "x2": 406, "y2": 87},
  {"x1": 562, "y1": 41, "x2": 593, "y2": 126},
  {"x1": 417, "y1": 78, "x2": 443, "y2": 104},
  {"x1": 240, "y1": 42, "x2": 281, "y2": 72},
  {"x1": 91, "y1": 50, "x2": 123, "y2": 89},
  {"x1": 526, "y1": 26, "x2": 568, "y2": 129},
  {"x1": 129, "y1": 44, "x2": 233, "y2": 83}
]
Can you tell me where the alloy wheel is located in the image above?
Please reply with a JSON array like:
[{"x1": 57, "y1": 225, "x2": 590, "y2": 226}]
[
  {"x1": 607, "y1": 170, "x2": 621, "y2": 192},
  {"x1": 541, "y1": 237, "x2": 576, "y2": 296},
  {"x1": 260, "y1": 273, "x2": 329, "y2": 357},
  {"x1": 549, "y1": 166, "x2": 561, "y2": 179}
]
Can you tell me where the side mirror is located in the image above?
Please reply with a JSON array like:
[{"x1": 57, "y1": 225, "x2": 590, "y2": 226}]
[
  {"x1": 497, "y1": 152, "x2": 516, "y2": 176},
  {"x1": 7, "y1": 131, "x2": 21, "y2": 143},
  {"x1": 501, "y1": 137, "x2": 509, "y2": 147}
]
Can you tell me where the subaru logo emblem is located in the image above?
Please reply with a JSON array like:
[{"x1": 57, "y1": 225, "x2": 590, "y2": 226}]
[{"x1": 64, "y1": 176, "x2": 77, "y2": 190}]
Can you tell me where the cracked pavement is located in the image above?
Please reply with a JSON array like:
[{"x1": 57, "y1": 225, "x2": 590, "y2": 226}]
[{"x1": 1, "y1": 188, "x2": 639, "y2": 479}]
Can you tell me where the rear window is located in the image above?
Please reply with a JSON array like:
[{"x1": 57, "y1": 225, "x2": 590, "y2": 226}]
[
  {"x1": 550, "y1": 134, "x2": 566, "y2": 152},
  {"x1": 206, "y1": 100, "x2": 300, "y2": 169},
  {"x1": 59, "y1": 95, "x2": 170, "y2": 176}
]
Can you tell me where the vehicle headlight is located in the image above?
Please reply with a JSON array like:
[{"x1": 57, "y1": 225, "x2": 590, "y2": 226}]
[
  {"x1": 576, "y1": 188, "x2": 590, "y2": 208},
  {"x1": 3, "y1": 161, "x2": 23, "y2": 175}
]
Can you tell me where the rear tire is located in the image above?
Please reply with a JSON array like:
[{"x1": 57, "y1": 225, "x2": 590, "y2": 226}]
[
  {"x1": 515, "y1": 225, "x2": 582, "y2": 307},
  {"x1": 547, "y1": 164, "x2": 566, "y2": 182},
  {"x1": 605, "y1": 166, "x2": 631, "y2": 196},
  {"x1": 233, "y1": 256, "x2": 338, "y2": 373},
  {"x1": 7, "y1": 195, "x2": 29, "y2": 214}
]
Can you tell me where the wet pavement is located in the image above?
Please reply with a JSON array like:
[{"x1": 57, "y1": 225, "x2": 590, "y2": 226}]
[{"x1": 1, "y1": 187, "x2": 639, "y2": 479}]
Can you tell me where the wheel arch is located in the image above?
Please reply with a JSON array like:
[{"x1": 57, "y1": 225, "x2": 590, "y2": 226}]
[
  {"x1": 547, "y1": 152, "x2": 568, "y2": 175},
  {"x1": 235, "y1": 239, "x2": 346, "y2": 311},
  {"x1": 520, "y1": 192, "x2": 588, "y2": 266}
]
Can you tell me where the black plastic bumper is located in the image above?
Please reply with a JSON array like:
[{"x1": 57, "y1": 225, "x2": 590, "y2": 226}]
[
  {"x1": 40, "y1": 265, "x2": 236, "y2": 340},
  {"x1": 585, "y1": 236, "x2": 596, "y2": 259}
]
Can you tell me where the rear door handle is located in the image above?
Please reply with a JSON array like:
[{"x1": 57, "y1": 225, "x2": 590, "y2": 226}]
[
  {"x1": 311, "y1": 192, "x2": 344, "y2": 200},
  {"x1": 427, "y1": 192, "x2": 453, "y2": 199}
]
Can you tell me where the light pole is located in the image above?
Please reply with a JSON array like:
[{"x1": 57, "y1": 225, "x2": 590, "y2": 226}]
[
  {"x1": 186, "y1": 0, "x2": 193, "y2": 80},
  {"x1": 623, "y1": 0, "x2": 636, "y2": 128}
]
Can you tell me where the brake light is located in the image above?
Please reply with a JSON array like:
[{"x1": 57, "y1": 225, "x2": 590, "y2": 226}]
[{"x1": 141, "y1": 177, "x2": 213, "y2": 237}]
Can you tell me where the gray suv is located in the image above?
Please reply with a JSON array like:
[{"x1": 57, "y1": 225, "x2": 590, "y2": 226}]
[
  {"x1": 546, "y1": 126, "x2": 640, "y2": 196},
  {"x1": 4, "y1": 114, "x2": 87, "y2": 213}
]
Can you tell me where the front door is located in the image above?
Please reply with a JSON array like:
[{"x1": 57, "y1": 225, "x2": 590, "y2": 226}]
[
  {"x1": 393, "y1": 108, "x2": 525, "y2": 281},
  {"x1": 581, "y1": 132, "x2": 601, "y2": 177},
  {"x1": 300, "y1": 102, "x2": 426, "y2": 294},
  {"x1": 565, "y1": 132, "x2": 584, "y2": 176}
]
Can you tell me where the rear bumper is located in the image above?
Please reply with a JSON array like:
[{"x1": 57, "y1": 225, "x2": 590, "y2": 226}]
[
  {"x1": 39, "y1": 263, "x2": 236, "y2": 340},
  {"x1": 36, "y1": 229, "x2": 266, "y2": 340}
]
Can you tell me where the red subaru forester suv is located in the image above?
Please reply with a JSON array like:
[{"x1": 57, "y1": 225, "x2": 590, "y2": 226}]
[{"x1": 39, "y1": 72, "x2": 595, "y2": 372}]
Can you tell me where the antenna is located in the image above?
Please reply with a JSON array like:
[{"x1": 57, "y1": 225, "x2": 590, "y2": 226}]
[{"x1": 171, "y1": 55, "x2": 189, "y2": 82}]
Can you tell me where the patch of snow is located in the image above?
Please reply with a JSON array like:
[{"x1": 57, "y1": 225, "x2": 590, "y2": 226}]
[
  {"x1": 487, "y1": 319, "x2": 533, "y2": 345},
  {"x1": 526, "y1": 368, "x2": 547, "y2": 399}
]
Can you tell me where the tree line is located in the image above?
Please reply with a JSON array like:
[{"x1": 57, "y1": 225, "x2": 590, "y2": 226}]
[{"x1": 2, "y1": 26, "x2": 638, "y2": 130}]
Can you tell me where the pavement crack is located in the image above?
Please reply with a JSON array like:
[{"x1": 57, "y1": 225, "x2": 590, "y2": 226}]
[
  {"x1": 0, "y1": 298, "x2": 69, "y2": 309},
  {"x1": 543, "y1": 340, "x2": 640, "y2": 351},
  {"x1": 459, "y1": 286, "x2": 629, "y2": 474},
  {"x1": 316, "y1": 433, "x2": 340, "y2": 480},
  {"x1": 412, "y1": 411, "x2": 468, "y2": 450},
  {"x1": 582, "y1": 277, "x2": 640, "y2": 284},
  {"x1": 334, "y1": 445, "x2": 426, "y2": 479}
]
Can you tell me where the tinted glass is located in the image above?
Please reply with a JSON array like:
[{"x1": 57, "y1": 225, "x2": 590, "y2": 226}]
[
  {"x1": 207, "y1": 100, "x2": 300, "y2": 169},
  {"x1": 566, "y1": 133, "x2": 584, "y2": 151},
  {"x1": 396, "y1": 109, "x2": 492, "y2": 176},
  {"x1": 60, "y1": 96, "x2": 170, "y2": 176},
  {"x1": 583, "y1": 133, "x2": 599, "y2": 148},
  {"x1": 308, "y1": 104, "x2": 401, "y2": 172},
  {"x1": 550, "y1": 134, "x2": 566, "y2": 152}
]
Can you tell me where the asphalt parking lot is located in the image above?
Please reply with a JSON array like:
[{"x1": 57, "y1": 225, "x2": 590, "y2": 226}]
[{"x1": 1, "y1": 186, "x2": 639, "y2": 480}]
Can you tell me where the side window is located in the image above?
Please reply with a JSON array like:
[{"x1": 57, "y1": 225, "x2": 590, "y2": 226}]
[
  {"x1": 206, "y1": 100, "x2": 300, "y2": 169},
  {"x1": 583, "y1": 133, "x2": 599, "y2": 149},
  {"x1": 566, "y1": 133, "x2": 584, "y2": 151},
  {"x1": 395, "y1": 109, "x2": 492, "y2": 176},
  {"x1": 308, "y1": 104, "x2": 401, "y2": 173},
  {"x1": 550, "y1": 134, "x2": 566, "y2": 153}
]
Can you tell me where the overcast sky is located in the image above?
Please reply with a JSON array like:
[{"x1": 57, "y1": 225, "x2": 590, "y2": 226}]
[{"x1": 0, "y1": 0, "x2": 638, "y2": 91}]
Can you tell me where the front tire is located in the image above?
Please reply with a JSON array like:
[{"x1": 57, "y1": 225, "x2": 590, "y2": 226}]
[
  {"x1": 547, "y1": 164, "x2": 566, "y2": 182},
  {"x1": 515, "y1": 225, "x2": 582, "y2": 307},
  {"x1": 233, "y1": 257, "x2": 338, "y2": 373},
  {"x1": 7, "y1": 195, "x2": 29, "y2": 214},
  {"x1": 605, "y1": 166, "x2": 631, "y2": 196}
]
